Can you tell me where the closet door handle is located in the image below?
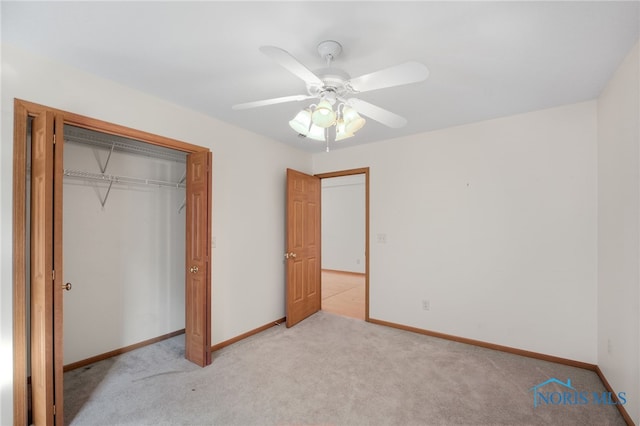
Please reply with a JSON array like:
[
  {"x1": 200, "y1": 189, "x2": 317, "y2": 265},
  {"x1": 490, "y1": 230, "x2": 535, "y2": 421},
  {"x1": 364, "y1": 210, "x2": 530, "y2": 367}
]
[
  {"x1": 189, "y1": 266, "x2": 199, "y2": 274},
  {"x1": 62, "y1": 283, "x2": 72, "y2": 291}
]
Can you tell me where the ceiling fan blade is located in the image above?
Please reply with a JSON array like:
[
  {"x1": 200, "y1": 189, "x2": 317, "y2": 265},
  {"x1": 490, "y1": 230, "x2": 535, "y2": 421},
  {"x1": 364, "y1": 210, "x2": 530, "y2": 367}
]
[
  {"x1": 259, "y1": 46, "x2": 324, "y2": 86},
  {"x1": 232, "y1": 94, "x2": 314, "y2": 110},
  {"x1": 348, "y1": 61, "x2": 429, "y2": 93},
  {"x1": 347, "y1": 98, "x2": 407, "y2": 128}
]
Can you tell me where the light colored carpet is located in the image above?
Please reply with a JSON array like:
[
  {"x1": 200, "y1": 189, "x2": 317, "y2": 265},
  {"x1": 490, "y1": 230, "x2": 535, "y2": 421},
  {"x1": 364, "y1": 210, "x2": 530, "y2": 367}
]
[{"x1": 64, "y1": 311, "x2": 625, "y2": 425}]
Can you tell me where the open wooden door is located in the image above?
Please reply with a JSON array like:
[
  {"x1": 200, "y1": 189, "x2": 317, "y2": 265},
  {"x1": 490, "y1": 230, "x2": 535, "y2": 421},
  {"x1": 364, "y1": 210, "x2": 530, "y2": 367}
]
[
  {"x1": 185, "y1": 151, "x2": 212, "y2": 366},
  {"x1": 30, "y1": 111, "x2": 65, "y2": 425},
  {"x1": 285, "y1": 169, "x2": 321, "y2": 327}
]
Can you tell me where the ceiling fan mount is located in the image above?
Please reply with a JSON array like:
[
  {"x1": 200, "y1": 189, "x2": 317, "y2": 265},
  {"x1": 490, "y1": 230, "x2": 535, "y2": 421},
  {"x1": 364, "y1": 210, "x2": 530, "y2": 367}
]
[
  {"x1": 304, "y1": 41, "x2": 351, "y2": 99},
  {"x1": 316, "y1": 40, "x2": 343, "y2": 63}
]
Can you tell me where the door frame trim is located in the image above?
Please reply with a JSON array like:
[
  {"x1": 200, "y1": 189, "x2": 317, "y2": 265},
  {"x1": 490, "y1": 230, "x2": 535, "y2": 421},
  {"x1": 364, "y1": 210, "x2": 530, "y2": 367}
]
[
  {"x1": 315, "y1": 167, "x2": 370, "y2": 321},
  {"x1": 12, "y1": 99, "x2": 211, "y2": 424}
]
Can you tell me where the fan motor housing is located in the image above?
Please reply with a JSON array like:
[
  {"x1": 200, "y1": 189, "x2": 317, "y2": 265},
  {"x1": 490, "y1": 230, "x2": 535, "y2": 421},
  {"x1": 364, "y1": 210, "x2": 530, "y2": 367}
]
[{"x1": 308, "y1": 67, "x2": 352, "y2": 98}]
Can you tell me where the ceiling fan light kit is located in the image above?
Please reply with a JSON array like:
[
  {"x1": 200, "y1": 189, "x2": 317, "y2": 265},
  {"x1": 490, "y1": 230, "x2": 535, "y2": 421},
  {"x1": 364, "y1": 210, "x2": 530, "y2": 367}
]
[
  {"x1": 307, "y1": 124, "x2": 327, "y2": 142},
  {"x1": 288, "y1": 100, "x2": 366, "y2": 144},
  {"x1": 233, "y1": 40, "x2": 429, "y2": 151},
  {"x1": 310, "y1": 99, "x2": 336, "y2": 128},
  {"x1": 288, "y1": 108, "x2": 313, "y2": 135},
  {"x1": 335, "y1": 118, "x2": 355, "y2": 142},
  {"x1": 342, "y1": 106, "x2": 366, "y2": 134}
]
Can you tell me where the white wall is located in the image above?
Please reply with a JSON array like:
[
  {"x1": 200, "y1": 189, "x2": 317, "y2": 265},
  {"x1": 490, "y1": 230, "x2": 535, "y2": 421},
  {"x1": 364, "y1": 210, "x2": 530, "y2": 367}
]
[
  {"x1": 321, "y1": 175, "x2": 365, "y2": 273},
  {"x1": 0, "y1": 44, "x2": 312, "y2": 425},
  {"x1": 597, "y1": 40, "x2": 640, "y2": 425},
  {"x1": 314, "y1": 101, "x2": 598, "y2": 364},
  {"x1": 62, "y1": 141, "x2": 186, "y2": 364},
  {"x1": 3, "y1": 38, "x2": 638, "y2": 425}
]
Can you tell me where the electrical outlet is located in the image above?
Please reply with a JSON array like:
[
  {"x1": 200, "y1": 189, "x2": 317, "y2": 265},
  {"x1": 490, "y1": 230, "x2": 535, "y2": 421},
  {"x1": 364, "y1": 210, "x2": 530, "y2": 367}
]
[
  {"x1": 422, "y1": 299, "x2": 430, "y2": 311},
  {"x1": 377, "y1": 233, "x2": 387, "y2": 244}
]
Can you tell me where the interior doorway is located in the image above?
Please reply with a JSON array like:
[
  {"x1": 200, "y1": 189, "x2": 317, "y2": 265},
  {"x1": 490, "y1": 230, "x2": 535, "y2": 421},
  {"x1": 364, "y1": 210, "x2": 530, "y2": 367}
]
[
  {"x1": 316, "y1": 168, "x2": 370, "y2": 321},
  {"x1": 284, "y1": 167, "x2": 369, "y2": 328},
  {"x1": 12, "y1": 99, "x2": 212, "y2": 425},
  {"x1": 320, "y1": 174, "x2": 367, "y2": 320}
]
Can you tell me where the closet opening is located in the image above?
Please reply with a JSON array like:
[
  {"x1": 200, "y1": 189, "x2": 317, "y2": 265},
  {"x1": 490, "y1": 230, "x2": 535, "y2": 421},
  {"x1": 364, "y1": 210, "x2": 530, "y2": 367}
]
[
  {"x1": 13, "y1": 99, "x2": 212, "y2": 425},
  {"x1": 62, "y1": 124, "x2": 188, "y2": 421},
  {"x1": 62, "y1": 124, "x2": 188, "y2": 365}
]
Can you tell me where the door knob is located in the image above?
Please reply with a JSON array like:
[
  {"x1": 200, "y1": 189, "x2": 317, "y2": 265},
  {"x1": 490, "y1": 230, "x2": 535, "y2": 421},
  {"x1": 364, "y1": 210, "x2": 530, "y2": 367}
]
[
  {"x1": 189, "y1": 265, "x2": 199, "y2": 273},
  {"x1": 62, "y1": 282, "x2": 72, "y2": 291},
  {"x1": 284, "y1": 252, "x2": 297, "y2": 259}
]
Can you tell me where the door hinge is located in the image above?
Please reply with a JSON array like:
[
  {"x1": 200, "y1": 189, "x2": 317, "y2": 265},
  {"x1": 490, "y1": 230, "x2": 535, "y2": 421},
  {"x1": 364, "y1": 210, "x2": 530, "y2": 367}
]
[
  {"x1": 53, "y1": 404, "x2": 56, "y2": 415},
  {"x1": 53, "y1": 133, "x2": 56, "y2": 145},
  {"x1": 52, "y1": 270, "x2": 55, "y2": 281}
]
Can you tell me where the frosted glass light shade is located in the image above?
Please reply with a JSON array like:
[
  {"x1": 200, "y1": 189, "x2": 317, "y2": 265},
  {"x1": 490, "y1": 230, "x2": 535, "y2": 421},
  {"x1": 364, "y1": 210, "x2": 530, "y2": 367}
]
[
  {"x1": 335, "y1": 118, "x2": 354, "y2": 141},
  {"x1": 289, "y1": 109, "x2": 312, "y2": 135},
  {"x1": 311, "y1": 100, "x2": 336, "y2": 128},
  {"x1": 307, "y1": 124, "x2": 326, "y2": 141},
  {"x1": 343, "y1": 106, "x2": 366, "y2": 134}
]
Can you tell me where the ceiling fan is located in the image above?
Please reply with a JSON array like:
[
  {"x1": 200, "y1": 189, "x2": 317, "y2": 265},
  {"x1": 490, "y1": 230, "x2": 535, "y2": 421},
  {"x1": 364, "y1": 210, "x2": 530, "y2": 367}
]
[{"x1": 232, "y1": 40, "x2": 429, "y2": 145}]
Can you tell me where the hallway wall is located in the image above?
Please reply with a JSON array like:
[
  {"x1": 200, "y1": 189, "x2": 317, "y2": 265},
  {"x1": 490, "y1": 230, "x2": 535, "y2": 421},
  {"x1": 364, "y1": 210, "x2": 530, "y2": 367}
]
[{"x1": 322, "y1": 175, "x2": 366, "y2": 273}]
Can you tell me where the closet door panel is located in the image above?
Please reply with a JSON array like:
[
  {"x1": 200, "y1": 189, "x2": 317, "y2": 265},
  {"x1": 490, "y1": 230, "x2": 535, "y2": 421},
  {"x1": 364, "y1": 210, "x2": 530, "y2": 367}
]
[
  {"x1": 53, "y1": 117, "x2": 65, "y2": 426},
  {"x1": 30, "y1": 111, "x2": 55, "y2": 425},
  {"x1": 185, "y1": 151, "x2": 212, "y2": 367}
]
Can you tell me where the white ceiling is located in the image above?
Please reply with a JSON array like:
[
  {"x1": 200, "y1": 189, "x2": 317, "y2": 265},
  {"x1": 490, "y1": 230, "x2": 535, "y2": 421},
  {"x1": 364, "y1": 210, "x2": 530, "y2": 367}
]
[{"x1": 3, "y1": 1, "x2": 639, "y2": 153}]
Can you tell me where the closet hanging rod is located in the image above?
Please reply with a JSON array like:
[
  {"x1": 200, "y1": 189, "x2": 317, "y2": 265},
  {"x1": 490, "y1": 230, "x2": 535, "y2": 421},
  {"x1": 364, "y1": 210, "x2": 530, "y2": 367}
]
[{"x1": 63, "y1": 169, "x2": 186, "y2": 189}]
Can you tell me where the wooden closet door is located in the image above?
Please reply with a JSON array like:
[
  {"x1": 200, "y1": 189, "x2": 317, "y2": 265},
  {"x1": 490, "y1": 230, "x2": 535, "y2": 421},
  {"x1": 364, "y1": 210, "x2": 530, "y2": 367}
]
[
  {"x1": 30, "y1": 111, "x2": 64, "y2": 425},
  {"x1": 185, "y1": 151, "x2": 212, "y2": 366}
]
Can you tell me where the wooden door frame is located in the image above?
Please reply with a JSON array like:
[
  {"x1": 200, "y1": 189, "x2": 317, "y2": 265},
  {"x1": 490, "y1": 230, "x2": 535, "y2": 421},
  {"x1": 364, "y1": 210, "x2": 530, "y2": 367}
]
[
  {"x1": 12, "y1": 99, "x2": 212, "y2": 424},
  {"x1": 315, "y1": 168, "x2": 370, "y2": 321}
]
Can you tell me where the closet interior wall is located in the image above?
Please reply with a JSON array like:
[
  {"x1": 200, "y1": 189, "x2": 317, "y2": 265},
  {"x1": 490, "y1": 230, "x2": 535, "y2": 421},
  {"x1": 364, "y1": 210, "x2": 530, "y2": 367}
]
[{"x1": 62, "y1": 125, "x2": 187, "y2": 365}]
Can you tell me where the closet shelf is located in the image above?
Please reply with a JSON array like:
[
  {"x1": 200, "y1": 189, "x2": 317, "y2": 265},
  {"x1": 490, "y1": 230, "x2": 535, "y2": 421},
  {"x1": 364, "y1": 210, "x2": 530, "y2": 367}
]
[
  {"x1": 64, "y1": 169, "x2": 187, "y2": 189},
  {"x1": 65, "y1": 125, "x2": 187, "y2": 163}
]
